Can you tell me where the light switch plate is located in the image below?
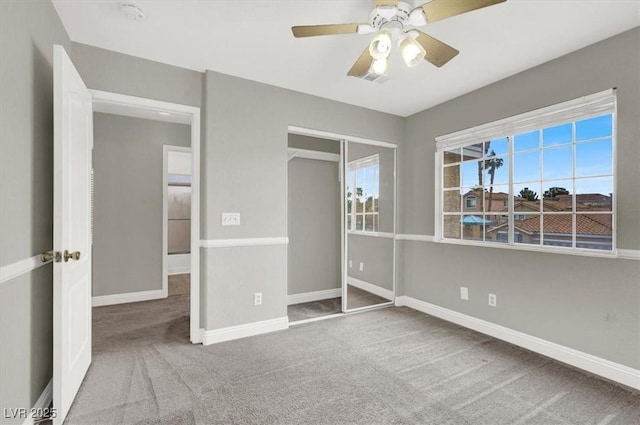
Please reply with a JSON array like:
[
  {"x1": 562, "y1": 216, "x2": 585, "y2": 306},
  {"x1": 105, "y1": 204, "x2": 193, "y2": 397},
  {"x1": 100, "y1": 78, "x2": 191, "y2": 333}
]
[{"x1": 221, "y1": 212, "x2": 240, "y2": 226}]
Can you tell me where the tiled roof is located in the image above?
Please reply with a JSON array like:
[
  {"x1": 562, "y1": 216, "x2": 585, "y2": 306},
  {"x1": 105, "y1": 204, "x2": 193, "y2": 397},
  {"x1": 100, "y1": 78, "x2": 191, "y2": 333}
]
[{"x1": 515, "y1": 214, "x2": 612, "y2": 235}]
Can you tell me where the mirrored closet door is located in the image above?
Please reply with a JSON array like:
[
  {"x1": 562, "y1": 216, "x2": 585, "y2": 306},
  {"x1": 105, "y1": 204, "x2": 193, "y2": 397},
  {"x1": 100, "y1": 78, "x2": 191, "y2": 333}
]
[{"x1": 342, "y1": 140, "x2": 396, "y2": 312}]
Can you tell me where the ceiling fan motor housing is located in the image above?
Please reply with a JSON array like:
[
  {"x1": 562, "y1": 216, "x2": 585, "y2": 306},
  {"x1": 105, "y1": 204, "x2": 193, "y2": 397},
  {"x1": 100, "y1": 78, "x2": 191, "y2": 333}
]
[{"x1": 369, "y1": 1, "x2": 416, "y2": 38}]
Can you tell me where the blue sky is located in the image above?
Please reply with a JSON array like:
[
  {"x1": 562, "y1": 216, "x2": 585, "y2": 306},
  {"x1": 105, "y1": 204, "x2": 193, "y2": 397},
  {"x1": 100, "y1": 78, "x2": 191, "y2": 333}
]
[{"x1": 455, "y1": 114, "x2": 613, "y2": 196}]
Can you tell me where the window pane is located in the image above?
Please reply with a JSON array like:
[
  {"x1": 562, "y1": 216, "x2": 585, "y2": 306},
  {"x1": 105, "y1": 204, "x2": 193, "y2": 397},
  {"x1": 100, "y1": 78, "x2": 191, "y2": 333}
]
[
  {"x1": 485, "y1": 219, "x2": 509, "y2": 244},
  {"x1": 543, "y1": 214, "x2": 573, "y2": 248},
  {"x1": 576, "y1": 139, "x2": 612, "y2": 177},
  {"x1": 484, "y1": 155, "x2": 508, "y2": 186},
  {"x1": 443, "y1": 190, "x2": 461, "y2": 213},
  {"x1": 356, "y1": 214, "x2": 363, "y2": 231},
  {"x1": 374, "y1": 214, "x2": 379, "y2": 232},
  {"x1": 485, "y1": 184, "x2": 509, "y2": 217},
  {"x1": 543, "y1": 123, "x2": 572, "y2": 147},
  {"x1": 356, "y1": 195, "x2": 364, "y2": 213},
  {"x1": 462, "y1": 188, "x2": 482, "y2": 212},
  {"x1": 576, "y1": 114, "x2": 612, "y2": 141},
  {"x1": 542, "y1": 180, "x2": 573, "y2": 212},
  {"x1": 515, "y1": 214, "x2": 541, "y2": 246},
  {"x1": 514, "y1": 183, "x2": 541, "y2": 206},
  {"x1": 462, "y1": 143, "x2": 485, "y2": 161},
  {"x1": 487, "y1": 137, "x2": 508, "y2": 156},
  {"x1": 514, "y1": 130, "x2": 539, "y2": 152},
  {"x1": 364, "y1": 214, "x2": 374, "y2": 231},
  {"x1": 462, "y1": 161, "x2": 484, "y2": 188},
  {"x1": 443, "y1": 215, "x2": 461, "y2": 239},
  {"x1": 443, "y1": 165, "x2": 460, "y2": 189},
  {"x1": 444, "y1": 147, "x2": 462, "y2": 164},
  {"x1": 576, "y1": 214, "x2": 612, "y2": 251},
  {"x1": 576, "y1": 177, "x2": 613, "y2": 212},
  {"x1": 462, "y1": 215, "x2": 485, "y2": 242},
  {"x1": 346, "y1": 214, "x2": 352, "y2": 231},
  {"x1": 543, "y1": 146, "x2": 572, "y2": 180},
  {"x1": 513, "y1": 151, "x2": 539, "y2": 183}
]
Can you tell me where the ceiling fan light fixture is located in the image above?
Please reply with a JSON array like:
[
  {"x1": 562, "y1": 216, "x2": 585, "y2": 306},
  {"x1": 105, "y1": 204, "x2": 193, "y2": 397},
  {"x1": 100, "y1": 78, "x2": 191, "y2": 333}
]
[
  {"x1": 399, "y1": 34, "x2": 426, "y2": 68},
  {"x1": 369, "y1": 58, "x2": 389, "y2": 76},
  {"x1": 369, "y1": 29, "x2": 392, "y2": 60}
]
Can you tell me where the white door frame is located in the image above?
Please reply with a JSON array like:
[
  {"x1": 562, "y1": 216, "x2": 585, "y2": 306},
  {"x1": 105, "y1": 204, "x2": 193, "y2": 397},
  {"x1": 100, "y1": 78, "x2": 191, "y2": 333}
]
[{"x1": 91, "y1": 90, "x2": 202, "y2": 343}]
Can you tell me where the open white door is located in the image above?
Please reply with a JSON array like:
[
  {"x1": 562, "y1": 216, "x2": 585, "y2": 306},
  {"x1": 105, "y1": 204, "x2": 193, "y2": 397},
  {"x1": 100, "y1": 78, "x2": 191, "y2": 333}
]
[{"x1": 52, "y1": 44, "x2": 93, "y2": 425}]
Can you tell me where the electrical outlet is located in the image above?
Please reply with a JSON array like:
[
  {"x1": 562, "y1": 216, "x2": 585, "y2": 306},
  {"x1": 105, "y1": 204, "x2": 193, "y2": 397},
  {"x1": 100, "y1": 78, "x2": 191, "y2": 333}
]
[
  {"x1": 460, "y1": 287, "x2": 469, "y2": 300},
  {"x1": 349, "y1": 260, "x2": 352, "y2": 268},
  {"x1": 221, "y1": 212, "x2": 240, "y2": 226},
  {"x1": 488, "y1": 293, "x2": 497, "y2": 307},
  {"x1": 359, "y1": 262, "x2": 364, "y2": 272},
  {"x1": 254, "y1": 292, "x2": 262, "y2": 306}
]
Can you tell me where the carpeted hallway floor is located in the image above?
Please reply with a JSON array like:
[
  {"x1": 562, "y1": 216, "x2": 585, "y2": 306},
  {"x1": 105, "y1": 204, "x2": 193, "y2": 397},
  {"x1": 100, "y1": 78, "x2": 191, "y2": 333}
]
[{"x1": 66, "y1": 295, "x2": 640, "y2": 424}]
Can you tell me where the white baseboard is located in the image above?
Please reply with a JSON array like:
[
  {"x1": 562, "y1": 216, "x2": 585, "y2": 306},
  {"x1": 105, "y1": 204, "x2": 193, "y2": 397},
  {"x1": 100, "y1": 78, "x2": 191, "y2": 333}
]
[
  {"x1": 21, "y1": 378, "x2": 52, "y2": 425},
  {"x1": 395, "y1": 295, "x2": 640, "y2": 390},
  {"x1": 168, "y1": 253, "x2": 191, "y2": 275},
  {"x1": 288, "y1": 288, "x2": 341, "y2": 305},
  {"x1": 347, "y1": 277, "x2": 393, "y2": 301},
  {"x1": 201, "y1": 316, "x2": 289, "y2": 346},
  {"x1": 92, "y1": 289, "x2": 165, "y2": 307}
]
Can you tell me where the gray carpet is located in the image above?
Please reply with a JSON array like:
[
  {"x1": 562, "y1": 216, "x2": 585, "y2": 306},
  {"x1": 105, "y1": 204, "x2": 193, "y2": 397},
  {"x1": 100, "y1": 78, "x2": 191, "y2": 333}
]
[{"x1": 66, "y1": 296, "x2": 640, "y2": 424}]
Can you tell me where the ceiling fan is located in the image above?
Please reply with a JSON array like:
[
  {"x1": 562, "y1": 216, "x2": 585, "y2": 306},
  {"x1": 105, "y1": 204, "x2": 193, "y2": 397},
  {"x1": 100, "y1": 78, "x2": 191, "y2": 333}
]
[{"x1": 291, "y1": 0, "x2": 506, "y2": 81}]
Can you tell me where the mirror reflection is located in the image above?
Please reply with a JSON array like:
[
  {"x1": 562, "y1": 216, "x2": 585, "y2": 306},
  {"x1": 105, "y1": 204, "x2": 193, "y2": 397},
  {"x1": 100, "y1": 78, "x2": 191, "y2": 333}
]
[{"x1": 345, "y1": 141, "x2": 395, "y2": 311}]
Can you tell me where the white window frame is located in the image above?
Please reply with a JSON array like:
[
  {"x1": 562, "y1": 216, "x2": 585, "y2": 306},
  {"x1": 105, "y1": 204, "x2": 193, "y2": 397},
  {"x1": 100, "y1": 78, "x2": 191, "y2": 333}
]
[
  {"x1": 346, "y1": 153, "x2": 380, "y2": 233},
  {"x1": 434, "y1": 89, "x2": 617, "y2": 258}
]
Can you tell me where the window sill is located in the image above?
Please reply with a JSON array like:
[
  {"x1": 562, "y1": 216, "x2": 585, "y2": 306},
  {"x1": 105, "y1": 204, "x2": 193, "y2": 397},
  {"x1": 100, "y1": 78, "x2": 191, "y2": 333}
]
[
  {"x1": 347, "y1": 230, "x2": 395, "y2": 239},
  {"x1": 434, "y1": 237, "x2": 618, "y2": 259}
]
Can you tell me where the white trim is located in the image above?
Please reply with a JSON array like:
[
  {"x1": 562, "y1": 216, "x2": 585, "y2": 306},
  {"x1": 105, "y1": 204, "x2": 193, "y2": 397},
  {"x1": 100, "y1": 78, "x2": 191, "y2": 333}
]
[
  {"x1": 21, "y1": 379, "x2": 53, "y2": 425},
  {"x1": 0, "y1": 254, "x2": 50, "y2": 284},
  {"x1": 395, "y1": 234, "x2": 435, "y2": 242},
  {"x1": 348, "y1": 231, "x2": 395, "y2": 239},
  {"x1": 395, "y1": 295, "x2": 640, "y2": 390},
  {"x1": 200, "y1": 237, "x2": 289, "y2": 248},
  {"x1": 92, "y1": 289, "x2": 165, "y2": 307},
  {"x1": 347, "y1": 277, "x2": 393, "y2": 301},
  {"x1": 201, "y1": 316, "x2": 289, "y2": 345},
  {"x1": 288, "y1": 125, "x2": 397, "y2": 148},
  {"x1": 287, "y1": 288, "x2": 342, "y2": 305},
  {"x1": 618, "y1": 249, "x2": 640, "y2": 260},
  {"x1": 288, "y1": 148, "x2": 340, "y2": 163},
  {"x1": 435, "y1": 89, "x2": 616, "y2": 149},
  {"x1": 168, "y1": 253, "x2": 191, "y2": 275},
  {"x1": 90, "y1": 89, "x2": 201, "y2": 344}
]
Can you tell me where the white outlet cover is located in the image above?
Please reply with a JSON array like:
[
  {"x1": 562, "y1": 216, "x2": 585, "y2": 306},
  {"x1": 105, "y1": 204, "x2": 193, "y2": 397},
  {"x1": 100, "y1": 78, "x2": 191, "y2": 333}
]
[
  {"x1": 359, "y1": 262, "x2": 364, "y2": 271},
  {"x1": 460, "y1": 287, "x2": 469, "y2": 300},
  {"x1": 488, "y1": 293, "x2": 497, "y2": 307},
  {"x1": 349, "y1": 260, "x2": 352, "y2": 268}
]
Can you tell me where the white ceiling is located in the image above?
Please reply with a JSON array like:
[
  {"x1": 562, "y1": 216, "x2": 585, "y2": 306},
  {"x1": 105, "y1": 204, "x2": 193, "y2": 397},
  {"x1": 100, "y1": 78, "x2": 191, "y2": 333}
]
[{"x1": 52, "y1": 0, "x2": 640, "y2": 117}]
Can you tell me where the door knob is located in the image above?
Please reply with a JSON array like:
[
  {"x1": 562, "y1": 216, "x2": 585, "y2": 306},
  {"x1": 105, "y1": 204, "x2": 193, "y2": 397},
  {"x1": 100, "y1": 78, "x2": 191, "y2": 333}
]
[{"x1": 64, "y1": 250, "x2": 81, "y2": 262}]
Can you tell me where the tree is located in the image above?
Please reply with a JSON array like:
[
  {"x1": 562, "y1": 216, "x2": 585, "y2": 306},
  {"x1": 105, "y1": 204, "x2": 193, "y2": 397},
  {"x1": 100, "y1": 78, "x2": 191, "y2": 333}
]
[
  {"x1": 544, "y1": 187, "x2": 569, "y2": 198},
  {"x1": 519, "y1": 187, "x2": 539, "y2": 201},
  {"x1": 485, "y1": 149, "x2": 504, "y2": 210}
]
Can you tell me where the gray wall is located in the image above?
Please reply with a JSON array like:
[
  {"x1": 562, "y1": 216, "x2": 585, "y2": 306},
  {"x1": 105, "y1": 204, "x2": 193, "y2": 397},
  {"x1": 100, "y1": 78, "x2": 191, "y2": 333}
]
[
  {"x1": 0, "y1": 1, "x2": 70, "y2": 422},
  {"x1": 70, "y1": 43, "x2": 202, "y2": 108},
  {"x1": 92, "y1": 113, "x2": 190, "y2": 297},
  {"x1": 400, "y1": 28, "x2": 640, "y2": 369},
  {"x1": 288, "y1": 134, "x2": 340, "y2": 154},
  {"x1": 288, "y1": 157, "x2": 341, "y2": 296},
  {"x1": 203, "y1": 70, "x2": 404, "y2": 330},
  {"x1": 347, "y1": 235, "x2": 394, "y2": 292}
]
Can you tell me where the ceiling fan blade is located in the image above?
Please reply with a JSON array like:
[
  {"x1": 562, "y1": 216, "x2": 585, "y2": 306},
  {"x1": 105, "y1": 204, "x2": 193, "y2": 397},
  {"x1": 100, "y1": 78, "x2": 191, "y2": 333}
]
[
  {"x1": 418, "y1": 0, "x2": 506, "y2": 23},
  {"x1": 374, "y1": 0, "x2": 398, "y2": 6},
  {"x1": 415, "y1": 31, "x2": 459, "y2": 67},
  {"x1": 291, "y1": 24, "x2": 361, "y2": 38},
  {"x1": 347, "y1": 47, "x2": 374, "y2": 77}
]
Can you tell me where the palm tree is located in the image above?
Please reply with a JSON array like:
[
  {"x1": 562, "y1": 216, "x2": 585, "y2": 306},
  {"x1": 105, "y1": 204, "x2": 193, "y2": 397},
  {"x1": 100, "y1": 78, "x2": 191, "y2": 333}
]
[
  {"x1": 519, "y1": 187, "x2": 539, "y2": 201},
  {"x1": 485, "y1": 149, "x2": 504, "y2": 212}
]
